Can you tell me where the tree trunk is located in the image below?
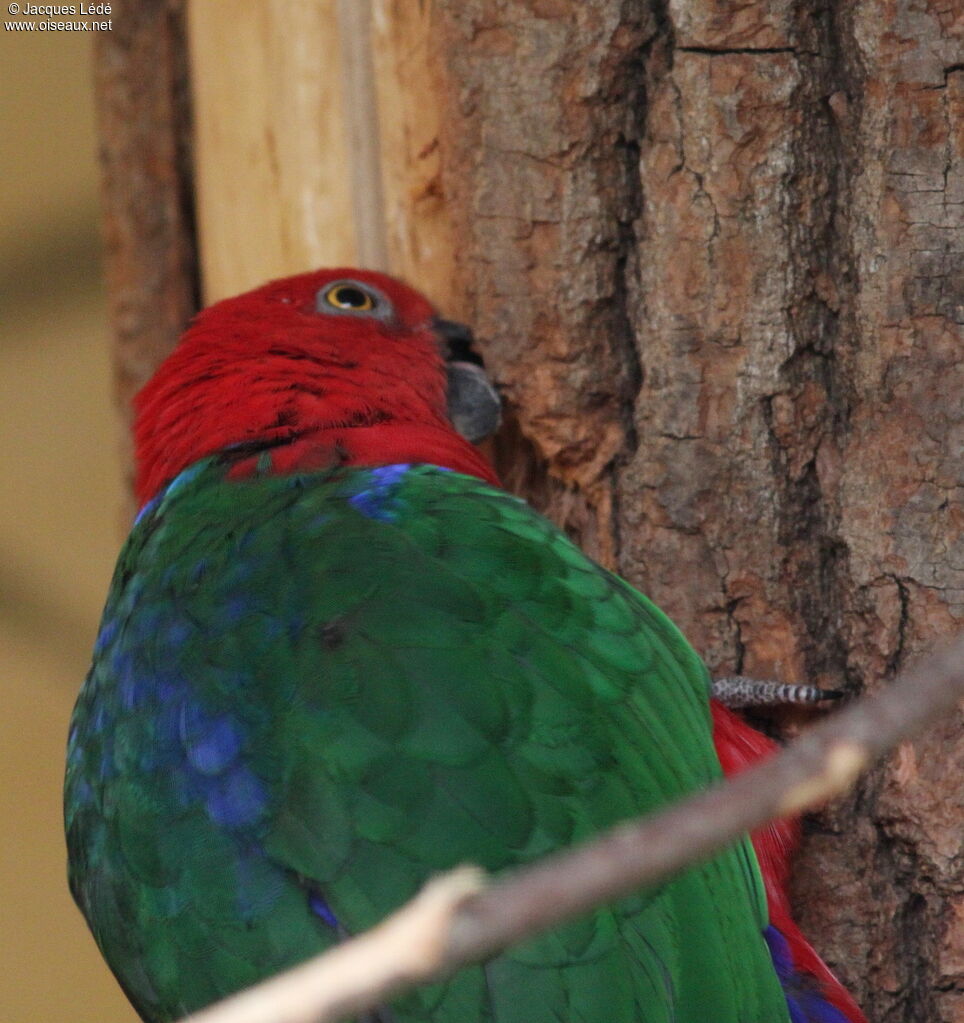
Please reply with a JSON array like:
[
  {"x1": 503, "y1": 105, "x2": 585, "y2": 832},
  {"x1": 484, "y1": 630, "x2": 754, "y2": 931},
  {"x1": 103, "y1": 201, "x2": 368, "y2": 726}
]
[
  {"x1": 95, "y1": 1, "x2": 963, "y2": 1020},
  {"x1": 427, "y1": 3, "x2": 963, "y2": 1021}
]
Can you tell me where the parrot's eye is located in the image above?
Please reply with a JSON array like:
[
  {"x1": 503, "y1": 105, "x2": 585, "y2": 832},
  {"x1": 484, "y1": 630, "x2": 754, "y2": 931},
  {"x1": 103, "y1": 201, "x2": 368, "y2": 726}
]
[
  {"x1": 327, "y1": 285, "x2": 374, "y2": 310},
  {"x1": 319, "y1": 282, "x2": 378, "y2": 314}
]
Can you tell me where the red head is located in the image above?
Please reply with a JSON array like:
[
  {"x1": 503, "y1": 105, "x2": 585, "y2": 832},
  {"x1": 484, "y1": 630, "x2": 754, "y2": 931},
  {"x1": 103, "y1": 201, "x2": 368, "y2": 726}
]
[{"x1": 134, "y1": 268, "x2": 500, "y2": 505}]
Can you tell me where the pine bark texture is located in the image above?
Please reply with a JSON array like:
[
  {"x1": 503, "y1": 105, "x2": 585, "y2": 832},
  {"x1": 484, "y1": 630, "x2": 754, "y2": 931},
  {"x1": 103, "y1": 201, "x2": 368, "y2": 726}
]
[{"x1": 427, "y1": 2, "x2": 963, "y2": 1021}]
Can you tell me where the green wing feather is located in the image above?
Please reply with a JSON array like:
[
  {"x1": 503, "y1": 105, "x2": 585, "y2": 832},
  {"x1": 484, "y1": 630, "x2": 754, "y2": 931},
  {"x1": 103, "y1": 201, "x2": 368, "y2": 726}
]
[{"x1": 65, "y1": 460, "x2": 788, "y2": 1022}]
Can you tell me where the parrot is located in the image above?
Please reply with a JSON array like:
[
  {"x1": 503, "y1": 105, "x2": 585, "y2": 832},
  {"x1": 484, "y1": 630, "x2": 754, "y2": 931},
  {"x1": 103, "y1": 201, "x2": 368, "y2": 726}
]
[{"x1": 65, "y1": 268, "x2": 866, "y2": 1023}]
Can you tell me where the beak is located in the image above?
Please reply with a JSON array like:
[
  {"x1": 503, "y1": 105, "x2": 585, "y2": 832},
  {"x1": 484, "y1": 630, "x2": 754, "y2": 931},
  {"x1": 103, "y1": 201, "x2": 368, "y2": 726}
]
[{"x1": 432, "y1": 317, "x2": 502, "y2": 444}]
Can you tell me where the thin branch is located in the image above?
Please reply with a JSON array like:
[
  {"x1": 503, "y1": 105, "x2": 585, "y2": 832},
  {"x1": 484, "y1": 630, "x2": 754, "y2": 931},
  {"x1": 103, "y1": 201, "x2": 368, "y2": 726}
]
[{"x1": 185, "y1": 634, "x2": 964, "y2": 1023}]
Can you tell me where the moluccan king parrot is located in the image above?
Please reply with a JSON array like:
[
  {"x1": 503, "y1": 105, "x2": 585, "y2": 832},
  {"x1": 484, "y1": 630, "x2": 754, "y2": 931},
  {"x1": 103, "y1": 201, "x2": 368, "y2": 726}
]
[{"x1": 65, "y1": 269, "x2": 866, "y2": 1023}]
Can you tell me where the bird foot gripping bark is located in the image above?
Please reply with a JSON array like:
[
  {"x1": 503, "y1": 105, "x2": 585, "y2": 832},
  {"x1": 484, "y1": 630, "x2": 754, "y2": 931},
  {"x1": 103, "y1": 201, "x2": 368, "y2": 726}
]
[{"x1": 711, "y1": 676, "x2": 844, "y2": 709}]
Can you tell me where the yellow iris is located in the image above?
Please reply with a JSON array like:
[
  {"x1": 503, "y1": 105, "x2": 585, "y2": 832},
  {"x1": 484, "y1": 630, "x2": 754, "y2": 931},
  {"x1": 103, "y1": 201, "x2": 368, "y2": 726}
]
[{"x1": 323, "y1": 284, "x2": 376, "y2": 312}]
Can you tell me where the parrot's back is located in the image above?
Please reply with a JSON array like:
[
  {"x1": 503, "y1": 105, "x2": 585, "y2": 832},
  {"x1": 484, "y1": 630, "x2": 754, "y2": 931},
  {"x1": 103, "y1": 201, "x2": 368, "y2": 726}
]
[{"x1": 66, "y1": 458, "x2": 792, "y2": 1023}]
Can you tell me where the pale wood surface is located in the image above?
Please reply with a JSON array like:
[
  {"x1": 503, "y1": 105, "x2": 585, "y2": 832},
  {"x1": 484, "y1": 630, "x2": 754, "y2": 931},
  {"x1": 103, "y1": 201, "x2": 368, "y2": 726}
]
[
  {"x1": 188, "y1": 0, "x2": 357, "y2": 302},
  {"x1": 336, "y1": 0, "x2": 389, "y2": 272},
  {"x1": 188, "y1": 0, "x2": 457, "y2": 312},
  {"x1": 371, "y1": 0, "x2": 458, "y2": 313}
]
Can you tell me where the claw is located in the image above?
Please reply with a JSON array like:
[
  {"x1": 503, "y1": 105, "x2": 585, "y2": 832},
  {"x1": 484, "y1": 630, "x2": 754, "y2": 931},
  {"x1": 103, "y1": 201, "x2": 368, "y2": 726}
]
[{"x1": 711, "y1": 676, "x2": 845, "y2": 709}]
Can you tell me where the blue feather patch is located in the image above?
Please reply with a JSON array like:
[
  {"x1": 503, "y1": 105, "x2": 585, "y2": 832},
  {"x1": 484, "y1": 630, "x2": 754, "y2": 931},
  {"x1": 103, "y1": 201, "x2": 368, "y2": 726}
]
[
  {"x1": 160, "y1": 460, "x2": 208, "y2": 503},
  {"x1": 133, "y1": 493, "x2": 162, "y2": 528},
  {"x1": 345, "y1": 463, "x2": 411, "y2": 522},
  {"x1": 764, "y1": 926, "x2": 850, "y2": 1023},
  {"x1": 185, "y1": 715, "x2": 243, "y2": 775},
  {"x1": 93, "y1": 618, "x2": 118, "y2": 655},
  {"x1": 203, "y1": 764, "x2": 268, "y2": 829},
  {"x1": 308, "y1": 890, "x2": 339, "y2": 930}
]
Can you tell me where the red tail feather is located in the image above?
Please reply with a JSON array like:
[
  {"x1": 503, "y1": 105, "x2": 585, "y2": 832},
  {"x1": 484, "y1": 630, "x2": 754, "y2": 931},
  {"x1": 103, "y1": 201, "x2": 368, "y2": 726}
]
[{"x1": 711, "y1": 701, "x2": 867, "y2": 1023}]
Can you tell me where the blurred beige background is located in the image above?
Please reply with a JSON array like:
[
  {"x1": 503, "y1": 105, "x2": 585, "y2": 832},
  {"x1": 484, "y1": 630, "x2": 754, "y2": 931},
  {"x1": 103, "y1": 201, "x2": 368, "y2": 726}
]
[{"x1": 1, "y1": 29, "x2": 138, "y2": 1023}]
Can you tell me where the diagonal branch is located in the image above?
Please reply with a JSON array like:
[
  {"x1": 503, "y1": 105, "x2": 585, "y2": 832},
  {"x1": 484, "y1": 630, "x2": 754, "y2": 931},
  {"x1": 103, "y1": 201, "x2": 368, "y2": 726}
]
[{"x1": 185, "y1": 634, "x2": 964, "y2": 1023}]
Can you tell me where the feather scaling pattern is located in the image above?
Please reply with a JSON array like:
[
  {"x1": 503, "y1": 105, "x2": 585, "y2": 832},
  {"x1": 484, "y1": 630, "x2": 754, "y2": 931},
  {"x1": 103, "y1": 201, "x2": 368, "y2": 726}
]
[
  {"x1": 65, "y1": 267, "x2": 865, "y2": 1023},
  {"x1": 67, "y1": 460, "x2": 790, "y2": 1021}
]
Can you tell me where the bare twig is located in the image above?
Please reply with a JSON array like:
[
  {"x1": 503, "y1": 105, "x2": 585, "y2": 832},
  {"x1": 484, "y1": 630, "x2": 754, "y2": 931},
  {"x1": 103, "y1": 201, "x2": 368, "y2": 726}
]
[{"x1": 185, "y1": 635, "x2": 964, "y2": 1023}]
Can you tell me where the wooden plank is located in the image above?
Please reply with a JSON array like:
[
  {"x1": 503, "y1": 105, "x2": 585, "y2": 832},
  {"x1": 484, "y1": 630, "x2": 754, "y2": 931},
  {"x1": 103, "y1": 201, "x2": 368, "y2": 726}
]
[
  {"x1": 188, "y1": 0, "x2": 456, "y2": 308},
  {"x1": 188, "y1": 0, "x2": 357, "y2": 301},
  {"x1": 370, "y1": 0, "x2": 457, "y2": 312},
  {"x1": 336, "y1": 0, "x2": 389, "y2": 271}
]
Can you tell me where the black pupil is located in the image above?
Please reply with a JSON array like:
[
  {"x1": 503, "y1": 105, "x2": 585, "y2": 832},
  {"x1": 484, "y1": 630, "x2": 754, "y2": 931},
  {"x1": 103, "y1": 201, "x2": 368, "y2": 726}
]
[{"x1": 335, "y1": 286, "x2": 369, "y2": 308}]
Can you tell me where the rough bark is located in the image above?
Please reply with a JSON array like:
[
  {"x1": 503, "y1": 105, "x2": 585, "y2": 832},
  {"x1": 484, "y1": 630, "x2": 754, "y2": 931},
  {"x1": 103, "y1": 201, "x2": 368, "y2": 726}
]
[
  {"x1": 430, "y1": 2, "x2": 963, "y2": 1020},
  {"x1": 94, "y1": 0, "x2": 197, "y2": 494}
]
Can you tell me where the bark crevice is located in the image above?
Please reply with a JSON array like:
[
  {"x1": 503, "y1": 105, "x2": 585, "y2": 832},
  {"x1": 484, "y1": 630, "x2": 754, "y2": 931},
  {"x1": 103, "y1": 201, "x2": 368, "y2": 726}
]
[
  {"x1": 428, "y1": 2, "x2": 963, "y2": 1016},
  {"x1": 677, "y1": 45, "x2": 798, "y2": 56}
]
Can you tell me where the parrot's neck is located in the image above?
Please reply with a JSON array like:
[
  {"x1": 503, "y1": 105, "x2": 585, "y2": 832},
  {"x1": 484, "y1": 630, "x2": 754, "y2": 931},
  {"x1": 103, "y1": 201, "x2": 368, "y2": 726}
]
[
  {"x1": 217, "y1": 422, "x2": 500, "y2": 491},
  {"x1": 134, "y1": 326, "x2": 502, "y2": 505},
  {"x1": 134, "y1": 377, "x2": 500, "y2": 506}
]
